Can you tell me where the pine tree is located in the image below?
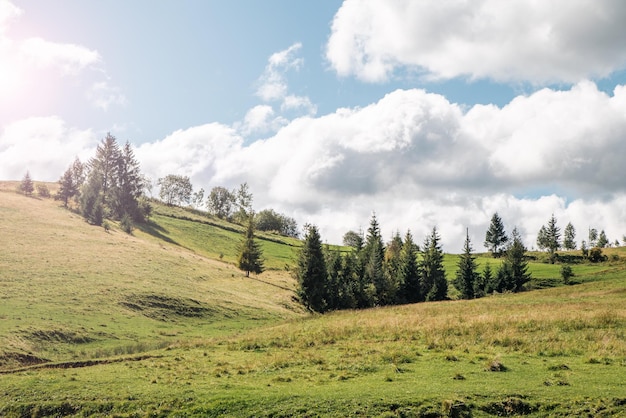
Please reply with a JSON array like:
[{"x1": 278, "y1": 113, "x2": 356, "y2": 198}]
[
  {"x1": 19, "y1": 171, "x2": 34, "y2": 196},
  {"x1": 237, "y1": 216, "x2": 264, "y2": 277},
  {"x1": 80, "y1": 173, "x2": 104, "y2": 226},
  {"x1": 295, "y1": 224, "x2": 327, "y2": 312},
  {"x1": 484, "y1": 212, "x2": 508, "y2": 257},
  {"x1": 422, "y1": 227, "x2": 448, "y2": 301},
  {"x1": 399, "y1": 230, "x2": 421, "y2": 303},
  {"x1": 563, "y1": 222, "x2": 576, "y2": 250},
  {"x1": 454, "y1": 229, "x2": 479, "y2": 299},
  {"x1": 363, "y1": 214, "x2": 385, "y2": 305},
  {"x1": 89, "y1": 133, "x2": 121, "y2": 207},
  {"x1": 112, "y1": 141, "x2": 143, "y2": 220},
  {"x1": 504, "y1": 227, "x2": 531, "y2": 292},
  {"x1": 57, "y1": 166, "x2": 77, "y2": 207},
  {"x1": 381, "y1": 232, "x2": 403, "y2": 305},
  {"x1": 543, "y1": 214, "x2": 561, "y2": 263},
  {"x1": 476, "y1": 262, "x2": 491, "y2": 297}
]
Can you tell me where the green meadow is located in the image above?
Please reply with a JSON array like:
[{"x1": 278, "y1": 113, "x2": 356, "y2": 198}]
[{"x1": 0, "y1": 182, "x2": 624, "y2": 417}]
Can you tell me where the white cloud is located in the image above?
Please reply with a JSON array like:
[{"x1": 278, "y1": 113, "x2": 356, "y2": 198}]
[
  {"x1": 20, "y1": 37, "x2": 101, "y2": 75},
  {"x1": 326, "y1": 0, "x2": 626, "y2": 83},
  {"x1": 237, "y1": 105, "x2": 287, "y2": 137},
  {"x1": 132, "y1": 81, "x2": 626, "y2": 248},
  {"x1": 6, "y1": 82, "x2": 625, "y2": 250},
  {"x1": 88, "y1": 81, "x2": 128, "y2": 111},
  {"x1": 256, "y1": 42, "x2": 303, "y2": 102},
  {"x1": 281, "y1": 95, "x2": 317, "y2": 116},
  {"x1": 0, "y1": 116, "x2": 96, "y2": 181}
]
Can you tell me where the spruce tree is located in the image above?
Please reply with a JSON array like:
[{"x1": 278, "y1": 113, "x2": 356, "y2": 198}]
[
  {"x1": 381, "y1": 232, "x2": 403, "y2": 305},
  {"x1": 237, "y1": 216, "x2": 264, "y2": 277},
  {"x1": 563, "y1": 222, "x2": 576, "y2": 250},
  {"x1": 19, "y1": 171, "x2": 34, "y2": 196},
  {"x1": 422, "y1": 227, "x2": 448, "y2": 301},
  {"x1": 57, "y1": 166, "x2": 77, "y2": 207},
  {"x1": 89, "y1": 133, "x2": 121, "y2": 206},
  {"x1": 505, "y1": 227, "x2": 531, "y2": 292},
  {"x1": 399, "y1": 230, "x2": 421, "y2": 303},
  {"x1": 484, "y1": 212, "x2": 508, "y2": 257},
  {"x1": 543, "y1": 214, "x2": 561, "y2": 263},
  {"x1": 363, "y1": 214, "x2": 385, "y2": 305},
  {"x1": 295, "y1": 224, "x2": 328, "y2": 312},
  {"x1": 454, "y1": 229, "x2": 479, "y2": 299}
]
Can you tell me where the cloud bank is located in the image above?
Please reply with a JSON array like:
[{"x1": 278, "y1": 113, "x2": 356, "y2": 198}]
[{"x1": 326, "y1": 0, "x2": 626, "y2": 83}]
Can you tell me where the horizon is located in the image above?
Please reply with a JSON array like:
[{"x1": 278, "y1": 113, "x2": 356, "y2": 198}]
[{"x1": 2, "y1": 1, "x2": 626, "y2": 249}]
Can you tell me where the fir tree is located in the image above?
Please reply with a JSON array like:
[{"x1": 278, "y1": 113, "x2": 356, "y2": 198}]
[
  {"x1": 422, "y1": 227, "x2": 448, "y2": 301},
  {"x1": 454, "y1": 229, "x2": 479, "y2": 299},
  {"x1": 295, "y1": 224, "x2": 328, "y2": 312},
  {"x1": 19, "y1": 171, "x2": 34, "y2": 196},
  {"x1": 563, "y1": 222, "x2": 576, "y2": 250},
  {"x1": 484, "y1": 212, "x2": 508, "y2": 257},
  {"x1": 504, "y1": 227, "x2": 531, "y2": 292},
  {"x1": 57, "y1": 166, "x2": 78, "y2": 207},
  {"x1": 363, "y1": 214, "x2": 385, "y2": 305},
  {"x1": 237, "y1": 216, "x2": 264, "y2": 277},
  {"x1": 399, "y1": 230, "x2": 421, "y2": 303}
]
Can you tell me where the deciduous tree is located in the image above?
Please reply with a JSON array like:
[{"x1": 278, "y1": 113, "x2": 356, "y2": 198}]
[{"x1": 158, "y1": 174, "x2": 193, "y2": 206}]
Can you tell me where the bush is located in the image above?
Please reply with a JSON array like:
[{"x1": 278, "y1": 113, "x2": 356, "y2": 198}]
[
  {"x1": 36, "y1": 184, "x2": 51, "y2": 198},
  {"x1": 120, "y1": 214, "x2": 134, "y2": 234},
  {"x1": 588, "y1": 247, "x2": 606, "y2": 263},
  {"x1": 560, "y1": 265, "x2": 574, "y2": 284}
]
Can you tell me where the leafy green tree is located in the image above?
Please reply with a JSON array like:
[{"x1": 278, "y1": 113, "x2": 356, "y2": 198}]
[
  {"x1": 588, "y1": 228, "x2": 598, "y2": 247},
  {"x1": 342, "y1": 230, "x2": 364, "y2": 249},
  {"x1": 192, "y1": 187, "x2": 205, "y2": 209},
  {"x1": 158, "y1": 174, "x2": 193, "y2": 206},
  {"x1": 237, "y1": 216, "x2": 264, "y2": 277},
  {"x1": 454, "y1": 229, "x2": 479, "y2": 299},
  {"x1": 255, "y1": 209, "x2": 298, "y2": 237},
  {"x1": 19, "y1": 171, "x2": 34, "y2": 196},
  {"x1": 597, "y1": 230, "x2": 609, "y2": 248},
  {"x1": 207, "y1": 186, "x2": 235, "y2": 219},
  {"x1": 398, "y1": 230, "x2": 421, "y2": 303},
  {"x1": 422, "y1": 227, "x2": 448, "y2": 301},
  {"x1": 503, "y1": 227, "x2": 531, "y2": 292},
  {"x1": 295, "y1": 224, "x2": 328, "y2": 312},
  {"x1": 233, "y1": 182, "x2": 253, "y2": 224},
  {"x1": 563, "y1": 222, "x2": 576, "y2": 250},
  {"x1": 484, "y1": 212, "x2": 508, "y2": 257}
]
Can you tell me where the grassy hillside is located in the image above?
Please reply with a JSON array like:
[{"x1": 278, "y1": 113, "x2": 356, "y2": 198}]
[
  {"x1": 0, "y1": 182, "x2": 303, "y2": 370},
  {"x1": 1, "y1": 182, "x2": 624, "y2": 416}
]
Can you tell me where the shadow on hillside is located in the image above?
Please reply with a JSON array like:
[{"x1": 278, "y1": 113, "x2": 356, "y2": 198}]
[{"x1": 136, "y1": 221, "x2": 180, "y2": 246}]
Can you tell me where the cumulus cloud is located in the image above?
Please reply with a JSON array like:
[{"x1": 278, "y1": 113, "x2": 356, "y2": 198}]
[
  {"x1": 130, "y1": 81, "x2": 626, "y2": 248},
  {"x1": 256, "y1": 42, "x2": 303, "y2": 102},
  {"x1": 326, "y1": 0, "x2": 626, "y2": 83},
  {"x1": 88, "y1": 81, "x2": 128, "y2": 111},
  {"x1": 0, "y1": 116, "x2": 96, "y2": 180}
]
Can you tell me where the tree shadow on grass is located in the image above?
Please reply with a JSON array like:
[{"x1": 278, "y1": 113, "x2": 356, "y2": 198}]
[{"x1": 136, "y1": 220, "x2": 180, "y2": 246}]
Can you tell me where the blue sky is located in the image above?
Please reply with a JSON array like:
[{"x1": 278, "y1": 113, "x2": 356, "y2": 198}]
[{"x1": 2, "y1": 0, "x2": 626, "y2": 248}]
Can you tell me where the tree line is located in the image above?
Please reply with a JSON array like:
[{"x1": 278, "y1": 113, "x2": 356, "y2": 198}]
[
  {"x1": 156, "y1": 174, "x2": 299, "y2": 238},
  {"x1": 294, "y1": 213, "x2": 532, "y2": 313}
]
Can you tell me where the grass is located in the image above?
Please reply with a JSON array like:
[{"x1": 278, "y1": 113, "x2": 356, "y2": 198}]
[{"x1": 0, "y1": 182, "x2": 625, "y2": 416}]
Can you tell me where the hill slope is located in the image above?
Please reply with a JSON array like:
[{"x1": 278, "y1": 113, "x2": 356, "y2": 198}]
[
  {"x1": 1, "y1": 182, "x2": 625, "y2": 416},
  {"x1": 0, "y1": 182, "x2": 303, "y2": 369}
]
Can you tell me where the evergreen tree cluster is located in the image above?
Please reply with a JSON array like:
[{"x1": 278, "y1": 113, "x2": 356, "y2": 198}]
[
  {"x1": 56, "y1": 133, "x2": 149, "y2": 229},
  {"x1": 296, "y1": 214, "x2": 533, "y2": 313}
]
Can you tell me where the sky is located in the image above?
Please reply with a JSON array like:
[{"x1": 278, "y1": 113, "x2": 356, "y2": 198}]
[{"x1": 2, "y1": 0, "x2": 626, "y2": 250}]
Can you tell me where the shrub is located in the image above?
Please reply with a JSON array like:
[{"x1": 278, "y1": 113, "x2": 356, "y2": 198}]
[
  {"x1": 560, "y1": 265, "x2": 574, "y2": 284},
  {"x1": 36, "y1": 184, "x2": 51, "y2": 198},
  {"x1": 588, "y1": 247, "x2": 606, "y2": 263},
  {"x1": 120, "y1": 214, "x2": 134, "y2": 234}
]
